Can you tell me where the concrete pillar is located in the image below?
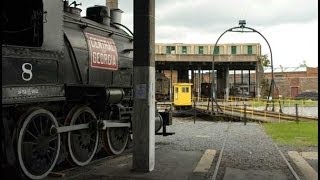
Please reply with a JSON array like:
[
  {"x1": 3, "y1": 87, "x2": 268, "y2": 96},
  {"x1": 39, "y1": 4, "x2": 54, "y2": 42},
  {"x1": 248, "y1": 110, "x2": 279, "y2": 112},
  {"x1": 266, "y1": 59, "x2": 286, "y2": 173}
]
[
  {"x1": 169, "y1": 65, "x2": 173, "y2": 101},
  {"x1": 248, "y1": 70, "x2": 251, "y2": 96},
  {"x1": 198, "y1": 67, "x2": 201, "y2": 101},
  {"x1": 216, "y1": 69, "x2": 224, "y2": 99},
  {"x1": 132, "y1": 0, "x2": 155, "y2": 172},
  {"x1": 191, "y1": 68, "x2": 195, "y2": 96},
  {"x1": 255, "y1": 63, "x2": 262, "y2": 98},
  {"x1": 216, "y1": 67, "x2": 229, "y2": 100},
  {"x1": 225, "y1": 67, "x2": 230, "y2": 101},
  {"x1": 241, "y1": 69, "x2": 244, "y2": 95},
  {"x1": 178, "y1": 68, "x2": 188, "y2": 83}
]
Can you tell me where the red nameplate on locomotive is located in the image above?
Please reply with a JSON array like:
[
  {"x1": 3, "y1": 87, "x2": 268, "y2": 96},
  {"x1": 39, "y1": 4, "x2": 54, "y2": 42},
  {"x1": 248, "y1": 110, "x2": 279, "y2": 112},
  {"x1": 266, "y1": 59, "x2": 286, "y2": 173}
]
[{"x1": 85, "y1": 32, "x2": 118, "y2": 70}]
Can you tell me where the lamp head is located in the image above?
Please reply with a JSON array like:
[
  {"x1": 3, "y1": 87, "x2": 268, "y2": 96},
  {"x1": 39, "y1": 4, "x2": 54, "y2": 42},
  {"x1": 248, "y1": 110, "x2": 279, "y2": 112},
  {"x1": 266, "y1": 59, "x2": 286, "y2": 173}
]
[{"x1": 239, "y1": 20, "x2": 246, "y2": 28}]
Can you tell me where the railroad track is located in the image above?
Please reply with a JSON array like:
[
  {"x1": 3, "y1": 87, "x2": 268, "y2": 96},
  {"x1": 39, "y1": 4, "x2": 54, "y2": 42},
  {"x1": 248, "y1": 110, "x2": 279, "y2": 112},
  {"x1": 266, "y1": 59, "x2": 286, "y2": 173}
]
[
  {"x1": 210, "y1": 122, "x2": 302, "y2": 180},
  {"x1": 46, "y1": 147, "x2": 133, "y2": 179},
  {"x1": 195, "y1": 104, "x2": 318, "y2": 122}
]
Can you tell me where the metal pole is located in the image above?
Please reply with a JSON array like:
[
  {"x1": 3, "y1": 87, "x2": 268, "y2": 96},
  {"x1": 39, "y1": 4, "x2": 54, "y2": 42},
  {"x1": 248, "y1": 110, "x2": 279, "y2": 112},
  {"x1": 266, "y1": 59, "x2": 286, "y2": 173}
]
[{"x1": 208, "y1": 23, "x2": 275, "y2": 116}]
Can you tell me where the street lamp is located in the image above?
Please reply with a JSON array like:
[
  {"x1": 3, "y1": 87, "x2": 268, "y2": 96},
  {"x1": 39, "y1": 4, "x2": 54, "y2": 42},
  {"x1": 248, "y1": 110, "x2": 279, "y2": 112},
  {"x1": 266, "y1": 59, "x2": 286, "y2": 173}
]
[
  {"x1": 239, "y1": 20, "x2": 246, "y2": 28},
  {"x1": 208, "y1": 20, "x2": 280, "y2": 113}
]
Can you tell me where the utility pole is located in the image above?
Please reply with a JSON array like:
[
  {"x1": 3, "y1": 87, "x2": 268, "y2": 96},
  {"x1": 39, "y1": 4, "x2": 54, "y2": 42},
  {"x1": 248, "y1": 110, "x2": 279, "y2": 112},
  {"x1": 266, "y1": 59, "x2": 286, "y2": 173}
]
[{"x1": 132, "y1": 0, "x2": 155, "y2": 172}]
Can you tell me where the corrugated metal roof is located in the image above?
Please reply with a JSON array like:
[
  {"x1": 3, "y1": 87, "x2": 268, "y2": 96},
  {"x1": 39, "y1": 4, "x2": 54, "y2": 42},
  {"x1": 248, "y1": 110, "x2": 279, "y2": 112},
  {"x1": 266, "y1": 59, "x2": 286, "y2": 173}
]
[{"x1": 264, "y1": 67, "x2": 307, "y2": 73}]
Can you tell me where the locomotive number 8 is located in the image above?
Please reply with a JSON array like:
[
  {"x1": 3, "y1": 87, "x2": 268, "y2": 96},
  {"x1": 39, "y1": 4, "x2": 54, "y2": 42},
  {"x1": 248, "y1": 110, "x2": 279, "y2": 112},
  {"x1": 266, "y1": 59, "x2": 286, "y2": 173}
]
[{"x1": 22, "y1": 63, "x2": 33, "y2": 81}]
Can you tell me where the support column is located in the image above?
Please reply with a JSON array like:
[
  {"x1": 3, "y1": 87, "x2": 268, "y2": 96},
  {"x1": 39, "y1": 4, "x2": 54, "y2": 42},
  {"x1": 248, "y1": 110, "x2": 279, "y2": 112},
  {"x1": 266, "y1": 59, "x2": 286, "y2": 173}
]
[
  {"x1": 234, "y1": 70, "x2": 236, "y2": 86},
  {"x1": 216, "y1": 68, "x2": 229, "y2": 100},
  {"x1": 216, "y1": 69, "x2": 225, "y2": 99},
  {"x1": 241, "y1": 69, "x2": 244, "y2": 95},
  {"x1": 225, "y1": 67, "x2": 230, "y2": 101},
  {"x1": 248, "y1": 70, "x2": 251, "y2": 96},
  {"x1": 133, "y1": 0, "x2": 155, "y2": 172},
  {"x1": 191, "y1": 68, "x2": 195, "y2": 97},
  {"x1": 255, "y1": 63, "x2": 261, "y2": 98},
  {"x1": 198, "y1": 67, "x2": 201, "y2": 101},
  {"x1": 169, "y1": 65, "x2": 173, "y2": 101},
  {"x1": 178, "y1": 68, "x2": 189, "y2": 83}
]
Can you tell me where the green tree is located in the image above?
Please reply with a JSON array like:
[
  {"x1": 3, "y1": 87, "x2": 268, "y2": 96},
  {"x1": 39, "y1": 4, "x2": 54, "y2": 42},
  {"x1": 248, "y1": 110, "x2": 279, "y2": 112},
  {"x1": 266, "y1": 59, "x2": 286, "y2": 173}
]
[
  {"x1": 258, "y1": 54, "x2": 270, "y2": 67},
  {"x1": 260, "y1": 78, "x2": 270, "y2": 97},
  {"x1": 299, "y1": 60, "x2": 308, "y2": 67},
  {"x1": 258, "y1": 54, "x2": 271, "y2": 97}
]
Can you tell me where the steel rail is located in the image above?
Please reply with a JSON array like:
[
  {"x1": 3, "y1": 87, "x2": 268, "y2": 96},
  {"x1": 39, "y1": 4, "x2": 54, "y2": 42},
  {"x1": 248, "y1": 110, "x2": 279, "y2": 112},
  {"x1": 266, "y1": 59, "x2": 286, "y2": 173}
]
[
  {"x1": 211, "y1": 121, "x2": 231, "y2": 180},
  {"x1": 258, "y1": 122, "x2": 301, "y2": 180}
]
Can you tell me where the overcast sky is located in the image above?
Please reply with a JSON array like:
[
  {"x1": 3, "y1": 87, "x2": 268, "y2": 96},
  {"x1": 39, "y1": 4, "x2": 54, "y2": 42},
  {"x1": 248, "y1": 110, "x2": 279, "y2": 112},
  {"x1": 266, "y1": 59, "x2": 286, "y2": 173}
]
[{"x1": 79, "y1": 0, "x2": 318, "y2": 68}]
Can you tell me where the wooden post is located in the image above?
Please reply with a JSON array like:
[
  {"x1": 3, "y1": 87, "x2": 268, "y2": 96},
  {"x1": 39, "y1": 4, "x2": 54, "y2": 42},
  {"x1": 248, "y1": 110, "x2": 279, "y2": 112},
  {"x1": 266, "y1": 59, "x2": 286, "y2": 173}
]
[
  {"x1": 132, "y1": 0, "x2": 155, "y2": 171},
  {"x1": 244, "y1": 103, "x2": 247, "y2": 125},
  {"x1": 295, "y1": 104, "x2": 299, "y2": 123}
]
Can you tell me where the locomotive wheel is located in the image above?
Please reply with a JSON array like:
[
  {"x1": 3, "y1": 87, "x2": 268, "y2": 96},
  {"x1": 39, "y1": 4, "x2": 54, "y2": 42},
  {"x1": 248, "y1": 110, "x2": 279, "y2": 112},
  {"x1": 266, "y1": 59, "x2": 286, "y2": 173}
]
[
  {"x1": 17, "y1": 108, "x2": 60, "y2": 180},
  {"x1": 66, "y1": 106, "x2": 99, "y2": 166},
  {"x1": 102, "y1": 127, "x2": 129, "y2": 155}
]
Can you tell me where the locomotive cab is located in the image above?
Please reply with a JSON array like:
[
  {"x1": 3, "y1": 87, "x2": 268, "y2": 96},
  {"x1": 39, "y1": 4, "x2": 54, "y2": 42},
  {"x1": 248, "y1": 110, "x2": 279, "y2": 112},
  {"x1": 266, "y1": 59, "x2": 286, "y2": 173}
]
[{"x1": 2, "y1": 0, "x2": 43, "y2": 47}]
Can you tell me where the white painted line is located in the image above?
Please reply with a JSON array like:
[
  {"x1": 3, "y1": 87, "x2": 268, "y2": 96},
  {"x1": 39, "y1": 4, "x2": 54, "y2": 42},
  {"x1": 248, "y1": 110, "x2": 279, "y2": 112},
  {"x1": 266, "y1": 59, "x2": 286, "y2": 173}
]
[
  {"x1": 288, "y1": 151, "x2": 318, "y2": 180},
  {"x1": 300, "y1": 152, "x2": 318, "y2": 160},
  {"x1": 193, "y1": 149, "x2": 216, "y2": 172}
]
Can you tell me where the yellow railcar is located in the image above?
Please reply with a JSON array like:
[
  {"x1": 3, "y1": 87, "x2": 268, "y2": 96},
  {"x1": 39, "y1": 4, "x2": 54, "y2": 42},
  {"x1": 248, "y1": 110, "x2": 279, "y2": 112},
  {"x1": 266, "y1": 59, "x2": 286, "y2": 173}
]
[{"x1": 173, "y1": 83, "x2": 193, "y2": 109}]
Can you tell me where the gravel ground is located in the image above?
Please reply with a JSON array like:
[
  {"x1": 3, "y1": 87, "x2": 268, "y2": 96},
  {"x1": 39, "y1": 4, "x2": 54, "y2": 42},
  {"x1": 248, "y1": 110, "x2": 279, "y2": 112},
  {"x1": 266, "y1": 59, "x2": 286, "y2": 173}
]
[{"x1": 156, "y1": 117, "x2": 314, "y2": 180}]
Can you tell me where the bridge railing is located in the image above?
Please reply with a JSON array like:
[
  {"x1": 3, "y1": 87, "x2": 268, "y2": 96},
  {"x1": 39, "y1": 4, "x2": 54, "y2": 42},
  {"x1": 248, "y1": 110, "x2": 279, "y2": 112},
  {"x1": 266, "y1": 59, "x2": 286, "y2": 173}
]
[{"x1": 193, "y1": 96, "x2": 318, "y2": 122}]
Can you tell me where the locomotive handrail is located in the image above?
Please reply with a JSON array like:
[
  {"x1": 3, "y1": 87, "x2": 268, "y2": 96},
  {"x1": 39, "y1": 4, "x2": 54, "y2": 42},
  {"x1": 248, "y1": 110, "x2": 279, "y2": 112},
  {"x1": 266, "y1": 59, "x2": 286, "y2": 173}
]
[
  {"x1": 63, "y1": 16, "x2": 133, "y2": 40},
  {"x1": 111, "y1": 22, "x2": 134, "y2": 37}
]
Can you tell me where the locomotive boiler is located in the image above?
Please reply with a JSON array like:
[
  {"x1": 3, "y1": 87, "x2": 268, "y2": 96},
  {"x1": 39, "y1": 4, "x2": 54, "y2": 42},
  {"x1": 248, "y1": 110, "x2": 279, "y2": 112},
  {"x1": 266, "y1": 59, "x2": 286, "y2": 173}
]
[{"x1": 1, "y1": 0, "x2": 170, "y2": 179}]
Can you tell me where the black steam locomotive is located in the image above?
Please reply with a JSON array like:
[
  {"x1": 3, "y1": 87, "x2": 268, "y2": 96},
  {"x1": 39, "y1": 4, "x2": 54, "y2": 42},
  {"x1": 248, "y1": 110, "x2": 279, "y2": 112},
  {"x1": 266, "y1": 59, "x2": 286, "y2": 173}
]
[{"x1": 1, "y1": 1, "x2": 170, "y2": 179}]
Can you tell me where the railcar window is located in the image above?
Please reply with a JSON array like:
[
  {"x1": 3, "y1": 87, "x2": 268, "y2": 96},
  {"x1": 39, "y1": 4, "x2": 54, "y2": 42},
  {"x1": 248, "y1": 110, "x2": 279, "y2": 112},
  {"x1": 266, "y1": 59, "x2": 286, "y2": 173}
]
[
  {"x1": 182, "y1": 87, "x2": 189, "y2": 93},
  {"x1": 2, "y1": 0, "x2": 43, "y2": 47}
]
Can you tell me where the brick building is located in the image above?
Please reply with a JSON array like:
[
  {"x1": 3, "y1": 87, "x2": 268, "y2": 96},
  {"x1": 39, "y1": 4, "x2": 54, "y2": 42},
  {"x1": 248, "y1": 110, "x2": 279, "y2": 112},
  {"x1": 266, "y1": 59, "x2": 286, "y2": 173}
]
[{"x1": 263, "y1": 67, "x2": 318, "y2": 98}]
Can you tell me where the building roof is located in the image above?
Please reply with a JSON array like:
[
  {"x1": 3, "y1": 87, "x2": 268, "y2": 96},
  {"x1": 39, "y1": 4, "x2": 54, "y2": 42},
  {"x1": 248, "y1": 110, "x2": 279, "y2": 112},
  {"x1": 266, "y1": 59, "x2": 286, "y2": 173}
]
[{"x1": 264, "y1": 66, "x2": 307, "y2": 73}]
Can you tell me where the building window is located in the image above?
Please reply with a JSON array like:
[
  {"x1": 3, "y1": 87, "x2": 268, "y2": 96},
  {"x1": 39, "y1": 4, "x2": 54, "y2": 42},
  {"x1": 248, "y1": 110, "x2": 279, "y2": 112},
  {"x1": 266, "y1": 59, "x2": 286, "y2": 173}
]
[
  {"x1": 231, "y1": 46, "x2": 237, "y2": 54},
  {"x1": 248, "y1": 45, "x2": 252, "y2": 55},
  {"x1": 198, "y1": 46, "x2": 204, "y2": 54},
  {"x1": 166, "y1": 46, "x2": 175, "y2": 54},
  {"x1": 182, "y1": 46, "x2": 187, "y2": 54},
  {"x1": 214, "y1": 46, "x2": 219, "y2": 55}
]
